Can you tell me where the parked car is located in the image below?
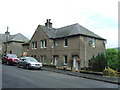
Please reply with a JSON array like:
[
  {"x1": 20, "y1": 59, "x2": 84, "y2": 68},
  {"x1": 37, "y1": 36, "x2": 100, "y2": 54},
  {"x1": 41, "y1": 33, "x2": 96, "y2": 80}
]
[
  {"x1": 18, "y1": 57, "x2": 42, "y2": 70},
  {"x1": 2, "y1": 54, "x2": 19, "y2": 65}
]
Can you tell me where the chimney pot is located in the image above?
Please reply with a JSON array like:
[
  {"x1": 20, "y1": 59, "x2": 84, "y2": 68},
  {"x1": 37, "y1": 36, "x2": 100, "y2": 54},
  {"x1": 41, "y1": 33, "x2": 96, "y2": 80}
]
[{"x1": 45, "y1": 19, "x2": 52, "y2": 28}]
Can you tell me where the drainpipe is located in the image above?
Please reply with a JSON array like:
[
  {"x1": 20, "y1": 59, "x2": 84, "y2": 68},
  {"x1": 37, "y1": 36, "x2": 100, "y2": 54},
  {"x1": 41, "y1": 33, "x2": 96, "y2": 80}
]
[{"x1": 84, "y1": 37, "x2": 87, "y2": 68}]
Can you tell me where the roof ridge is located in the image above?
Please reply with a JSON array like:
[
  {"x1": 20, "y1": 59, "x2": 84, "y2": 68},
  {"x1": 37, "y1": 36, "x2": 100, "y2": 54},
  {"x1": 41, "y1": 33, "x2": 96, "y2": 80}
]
[{"x1": 57, "y1": 23, "x2": 78, "y2": 30}]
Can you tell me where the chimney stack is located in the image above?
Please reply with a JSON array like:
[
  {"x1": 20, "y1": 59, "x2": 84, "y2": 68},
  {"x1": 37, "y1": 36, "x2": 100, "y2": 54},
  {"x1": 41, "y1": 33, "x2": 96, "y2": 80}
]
[
  {"x1": 45, "y1": 19, "x2": 52, "y2": 28},
  {"x1": 5, "y1": 26, "x2": 10, "y2": 36}
]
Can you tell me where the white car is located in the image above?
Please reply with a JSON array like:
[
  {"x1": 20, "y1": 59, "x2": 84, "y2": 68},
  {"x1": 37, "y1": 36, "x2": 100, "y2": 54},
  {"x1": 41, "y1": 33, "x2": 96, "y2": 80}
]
[{"x1": 18, "y1": 57, "x2": 42, "y2": 70}]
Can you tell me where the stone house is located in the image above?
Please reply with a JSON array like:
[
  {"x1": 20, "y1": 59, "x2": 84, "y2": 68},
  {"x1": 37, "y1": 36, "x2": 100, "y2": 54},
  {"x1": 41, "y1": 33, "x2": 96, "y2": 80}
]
[
  {"x1": 0, "y1": 30, "x2": 29, "y2": 57},
  {"x1": 28, "y1": 19, "x2": 106, "y2": 71}
]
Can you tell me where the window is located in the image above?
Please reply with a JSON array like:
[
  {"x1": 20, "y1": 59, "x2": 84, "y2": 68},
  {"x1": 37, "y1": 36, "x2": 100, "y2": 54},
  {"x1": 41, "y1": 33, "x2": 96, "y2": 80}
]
[
  {"x1": 41, "y1": 39, "x2": 47, "y2": 48},
  {"x1": 54, "y1": 39, "x2": 58, "y2": 46},
  {"x1": 92, "y1": 38, "x2": 95, "y2": 48},
  {"x1": 63, "y1": 55, "x2": 67, "y2": 65},
  {"x1": 34, "y1": 41, "x2": 37, "y2": 49},
  {"x1": 40, "y1": 56, "x2": 43, "y2": 62},
  {"x1": 32, "y1": 41, "x2": 37, "y2": 49},
  {"x1": 41, "y1": 40, "x2": 44, "y2": 48},
  {"x1": 64, "y1": 38, "x2": 68, "y2": 47},
  {"x1": 44, "y1": 40, "x2": 47, "y2": 48},
  {"x1": 32, "y1": 42, "x2": 34, "y2": 49},
  {"x1": 40, "y1": 55, "x2": 46, "y2": 64}
]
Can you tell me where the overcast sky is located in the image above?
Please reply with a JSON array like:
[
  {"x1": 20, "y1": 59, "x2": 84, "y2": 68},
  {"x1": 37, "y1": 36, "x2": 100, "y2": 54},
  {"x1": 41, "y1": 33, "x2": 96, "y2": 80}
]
[{"x1": 0, "y1": 0, "x2": 118, "y2": 48}]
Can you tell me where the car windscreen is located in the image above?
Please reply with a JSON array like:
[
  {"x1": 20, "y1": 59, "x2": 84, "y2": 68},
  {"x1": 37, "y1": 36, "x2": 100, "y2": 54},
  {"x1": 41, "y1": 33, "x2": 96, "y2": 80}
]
[
  {"x1": 26, "y1": 58, "x2": 38, "y2": 62},
  {"x1": 7, "y1": 54, "x2": 17, "y2": 58}
]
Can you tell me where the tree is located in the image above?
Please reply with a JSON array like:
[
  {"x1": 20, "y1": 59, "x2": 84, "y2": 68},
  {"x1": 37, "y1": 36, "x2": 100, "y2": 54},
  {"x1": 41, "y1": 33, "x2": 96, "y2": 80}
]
[
  {"x1": 118, "y1": 51, "x2": 120, "y2": 71},
  {"x1": 106, "y1": 49, "x2": 119, "y2": 71}
]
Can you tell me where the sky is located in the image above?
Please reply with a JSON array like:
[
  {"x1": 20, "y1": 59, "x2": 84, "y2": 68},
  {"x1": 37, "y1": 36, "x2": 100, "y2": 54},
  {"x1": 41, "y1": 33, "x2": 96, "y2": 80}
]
[{"x1": 0, "y1": 0, "x2": 118, "y2": 48}]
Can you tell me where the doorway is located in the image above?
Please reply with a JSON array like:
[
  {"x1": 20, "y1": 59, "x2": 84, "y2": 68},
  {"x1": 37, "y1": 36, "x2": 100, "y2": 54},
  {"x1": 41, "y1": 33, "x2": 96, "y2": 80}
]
[
  {"x1": 52, "y1": 55, "x2": 58, "y2": 66},
  {"x1": 72, "y1": 55, "x2": 79, "y2": 71}
]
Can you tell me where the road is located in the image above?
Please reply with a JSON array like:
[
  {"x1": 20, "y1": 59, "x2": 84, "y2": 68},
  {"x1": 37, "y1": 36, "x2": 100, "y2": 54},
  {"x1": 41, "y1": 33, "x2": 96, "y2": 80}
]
[{"x1": 2, "y1": 64, "x2": 119, "y2": 89}]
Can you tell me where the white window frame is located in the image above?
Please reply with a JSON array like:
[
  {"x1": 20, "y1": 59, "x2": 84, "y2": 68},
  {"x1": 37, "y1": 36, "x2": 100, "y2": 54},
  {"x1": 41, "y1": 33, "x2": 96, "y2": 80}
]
[
  {"x1": 40, "y1": 55, "x2": 46, "y2": 64},
  {"x1": 54, "y1": 39, "x2": 58, "y2": 46},
  {"x1": 64, "y1": 38, "x2": 68, "y2": 47},
  {"x1": 32, "y1": 42, "x2": 34, "y2": 50},
  {"x1": 92, "y1": 38, "x2": 95, "y2": 48},
  {"x1": 41, "y1": 40, "x2": 47, "y2": 48},
  {"x1": 63, "y1": 55, "x2": 67, "y2": 65},
  {"x1": 51, "y1": 59, "x2": 53, "y2": 64},
  {"x1": 41, "y1": 40, "x2": 44, "y2": 48},
  {"x1": 32, "y1": 42, "x2": 37, "y2": 50},
  {"x1": 34, "y1": 41, "x2": 37, "y2": 49},
  {"x1": 40, "y1": 56, "x2": 43, "y2": 63},
  {"x1": 44, "y1": 40, "x2": 47, "y2": 48}
]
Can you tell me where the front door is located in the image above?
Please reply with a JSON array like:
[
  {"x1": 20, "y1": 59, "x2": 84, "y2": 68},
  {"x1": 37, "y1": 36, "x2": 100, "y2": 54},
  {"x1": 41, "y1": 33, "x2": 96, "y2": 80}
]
[
  {"x1": 54, "y1": 57, "x2": 57, "y2": 65},
  {"x1": 73, "y1": 57, "x2": 79, "y2": 71},
  {"x1": 52, "y1": 56, "x2": 58, "y2": 66}
]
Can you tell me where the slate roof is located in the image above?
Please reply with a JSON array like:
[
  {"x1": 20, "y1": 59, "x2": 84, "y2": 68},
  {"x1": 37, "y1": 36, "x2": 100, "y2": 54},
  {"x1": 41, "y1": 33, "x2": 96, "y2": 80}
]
[
  {"x1": 39, "y1": 23, "x2": 105, "y2": 40},
  {"x1": 0, "y1": 33, "x2": 29, "y2": 43}
]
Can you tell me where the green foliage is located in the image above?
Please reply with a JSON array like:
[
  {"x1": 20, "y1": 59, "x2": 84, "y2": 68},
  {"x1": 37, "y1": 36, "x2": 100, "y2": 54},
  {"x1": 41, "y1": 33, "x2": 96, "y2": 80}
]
[
  {"x1": 91, "y1": 53, "x2": 107, "y2": 72},
  {"x1": 106, "y1": 49, "x2": 120, "y2": 71},
  {"x1": 90, "y1": 48, "x2": 120, "y2": 72},
  {"x1": 118, "y1": 51, "x2": 120, "y2": 71}
]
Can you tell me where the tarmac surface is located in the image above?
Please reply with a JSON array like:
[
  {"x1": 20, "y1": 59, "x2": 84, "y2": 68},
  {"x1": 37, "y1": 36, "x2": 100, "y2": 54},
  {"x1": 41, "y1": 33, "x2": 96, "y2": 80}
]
[{"x1": 0, "y1": 57, "x2": 119, "y2": 85}]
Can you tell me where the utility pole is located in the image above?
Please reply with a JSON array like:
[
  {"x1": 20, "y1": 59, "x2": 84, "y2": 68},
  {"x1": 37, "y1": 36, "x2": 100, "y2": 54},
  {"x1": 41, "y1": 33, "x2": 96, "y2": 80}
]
[{"x1": 5, "y1": 26, "x2": 10, "y2": 54}]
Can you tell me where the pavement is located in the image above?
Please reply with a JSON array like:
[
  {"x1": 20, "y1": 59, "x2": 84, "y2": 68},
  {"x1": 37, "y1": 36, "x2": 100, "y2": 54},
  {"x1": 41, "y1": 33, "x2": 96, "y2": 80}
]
[{"x1": 42, "y1": 66, "x2": 120, "y2": 85}]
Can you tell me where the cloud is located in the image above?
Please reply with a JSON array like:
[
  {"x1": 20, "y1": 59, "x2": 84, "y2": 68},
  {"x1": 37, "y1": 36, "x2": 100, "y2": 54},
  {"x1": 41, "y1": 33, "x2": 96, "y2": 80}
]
[{"x1": 0, "y1": 0, "x2": 118, "y2": 48}]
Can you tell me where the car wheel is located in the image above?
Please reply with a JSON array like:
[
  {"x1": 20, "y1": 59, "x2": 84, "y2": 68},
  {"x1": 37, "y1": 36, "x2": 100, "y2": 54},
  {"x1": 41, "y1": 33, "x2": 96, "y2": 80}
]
[
  {"x1": 2, "y1": 61, "x2": 4, "y2": 64},
  {"x1": 6, "y1": 61, "x2": 9, "y2": 65},
  {"x1": 26, "y1": 65, "x2": 29, "y2": 70},
  {"x1": 39, "y1": 67, "x2": 42, "y2": 70},
  {"x1": 18, "y1": 64, "x2": 20, "y2": 68}
]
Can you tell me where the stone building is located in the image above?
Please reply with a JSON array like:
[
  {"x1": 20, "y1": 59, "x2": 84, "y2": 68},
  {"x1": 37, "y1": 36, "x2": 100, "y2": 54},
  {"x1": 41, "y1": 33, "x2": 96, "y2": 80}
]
[
  {"x1": 0, "y1": 30, "x2": 29, "y2": 57},
  {"x1": 28, "y1": 19, "x2": 106, "y2": 71}
]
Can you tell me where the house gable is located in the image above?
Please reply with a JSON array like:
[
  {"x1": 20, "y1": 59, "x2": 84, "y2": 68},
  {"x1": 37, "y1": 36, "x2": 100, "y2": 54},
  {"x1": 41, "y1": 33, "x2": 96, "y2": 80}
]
[
  {"x1": 29, "y1": 25, "x2": 52, "y2": 51},
  {"x1": 30, "y1": 25, "x2": 50, "y2": 42}
]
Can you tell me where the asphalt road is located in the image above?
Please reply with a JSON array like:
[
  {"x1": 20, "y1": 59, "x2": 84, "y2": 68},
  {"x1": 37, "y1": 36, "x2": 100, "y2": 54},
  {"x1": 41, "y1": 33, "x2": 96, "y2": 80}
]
[{"x1": 2, "y1": 64, "x2": 119, "y2": 89}]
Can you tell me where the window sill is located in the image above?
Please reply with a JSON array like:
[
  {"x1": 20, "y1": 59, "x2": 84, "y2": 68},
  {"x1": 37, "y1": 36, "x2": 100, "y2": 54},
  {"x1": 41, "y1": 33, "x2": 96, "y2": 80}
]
[
  {"x1": 63, "y1": 64, "x2": 67, "y2": 66},
  {"x1": 64, "y1": 46, "x2": 68, "y2": 47}
]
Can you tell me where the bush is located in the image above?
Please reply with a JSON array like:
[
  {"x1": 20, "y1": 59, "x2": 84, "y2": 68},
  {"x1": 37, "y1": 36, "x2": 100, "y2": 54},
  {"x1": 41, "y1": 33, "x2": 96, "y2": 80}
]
[
  {"x1": 103, "y1": 67, "x2": 118, "y2": 77},
  {"x1": 91, "y1": 53, "x2": 107, "y2": 72}
]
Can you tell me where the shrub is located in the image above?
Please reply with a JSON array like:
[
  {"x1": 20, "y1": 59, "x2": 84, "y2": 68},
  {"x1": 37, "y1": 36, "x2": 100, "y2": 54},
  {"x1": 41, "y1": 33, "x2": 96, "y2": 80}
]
[{"x1": 91, "y1": 53, "x2": 107, "y2": 72}]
